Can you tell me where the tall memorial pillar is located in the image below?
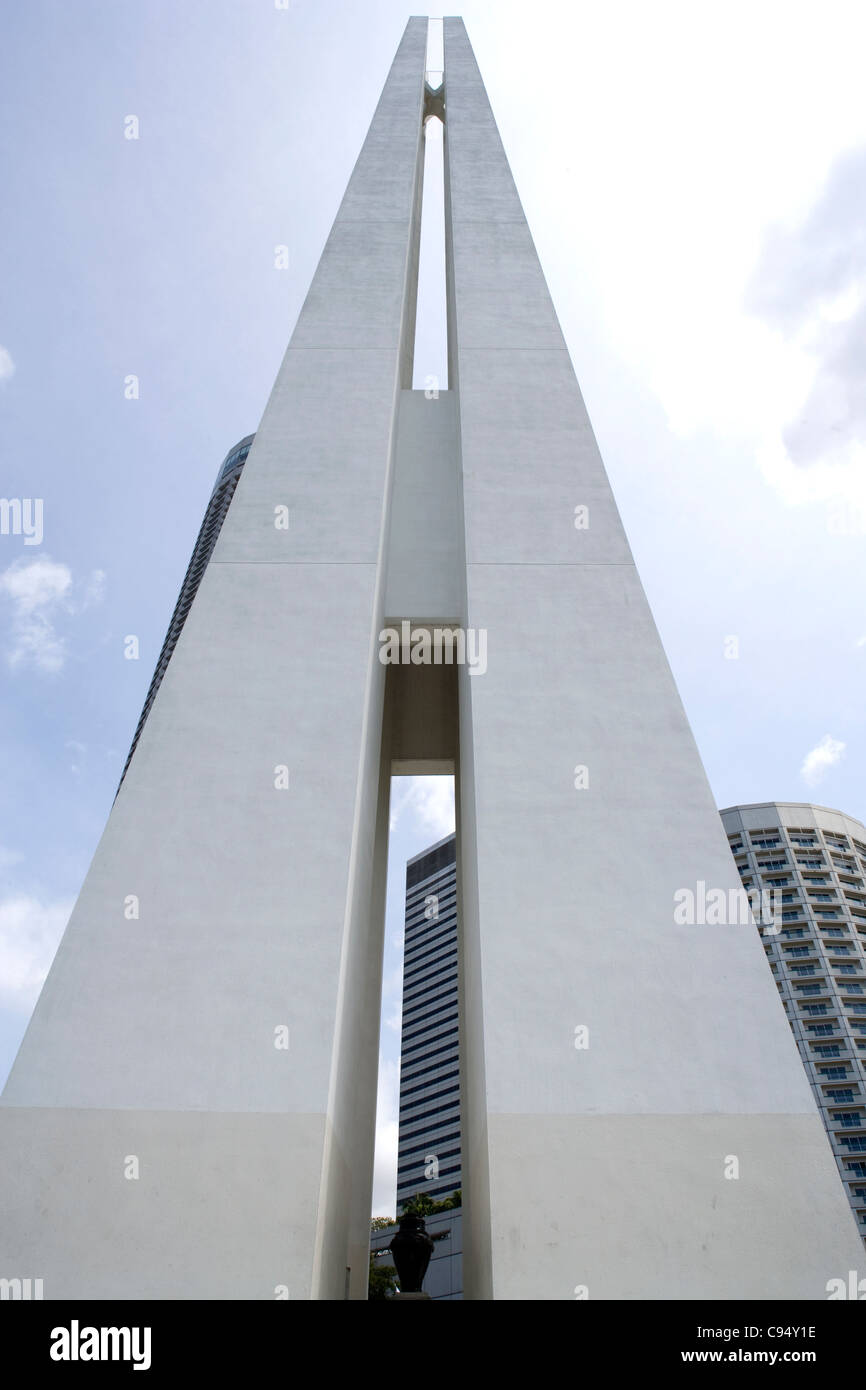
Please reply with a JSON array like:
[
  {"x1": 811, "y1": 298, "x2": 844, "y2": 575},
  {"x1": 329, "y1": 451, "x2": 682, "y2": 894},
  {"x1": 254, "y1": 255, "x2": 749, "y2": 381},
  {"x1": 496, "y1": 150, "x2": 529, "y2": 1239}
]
[{"x1": 1, "y1": 16, "x2": 861, "y2": 1299}]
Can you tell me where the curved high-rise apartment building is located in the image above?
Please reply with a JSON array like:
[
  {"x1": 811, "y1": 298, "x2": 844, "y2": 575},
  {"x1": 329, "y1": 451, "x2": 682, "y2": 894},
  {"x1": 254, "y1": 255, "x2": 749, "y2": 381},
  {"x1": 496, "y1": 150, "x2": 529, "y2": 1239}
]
[
  {"x1": 721, "y1": 802, "x2": 866, "y2": 1246},
  {"x1": 117, "y1": 434, "x2": 254, "y2": 789}
]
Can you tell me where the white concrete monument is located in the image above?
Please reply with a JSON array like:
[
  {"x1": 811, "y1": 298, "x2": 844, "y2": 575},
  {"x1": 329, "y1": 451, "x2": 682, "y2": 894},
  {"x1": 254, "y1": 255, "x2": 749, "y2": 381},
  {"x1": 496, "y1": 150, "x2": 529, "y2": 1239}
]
[{"x1": 1, "y1": 17, "x2": 862, "y2": 1299}]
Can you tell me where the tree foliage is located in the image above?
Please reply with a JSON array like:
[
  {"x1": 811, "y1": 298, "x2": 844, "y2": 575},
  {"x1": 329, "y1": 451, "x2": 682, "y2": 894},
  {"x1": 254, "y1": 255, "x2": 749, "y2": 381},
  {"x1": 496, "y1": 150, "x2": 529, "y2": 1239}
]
[
  {"x1": 368, "y1": 1253, "x2": 399, "y2": 1300},
  {"x1": 402, "y1": 1189, "x2": 461, "y2": 1215}
]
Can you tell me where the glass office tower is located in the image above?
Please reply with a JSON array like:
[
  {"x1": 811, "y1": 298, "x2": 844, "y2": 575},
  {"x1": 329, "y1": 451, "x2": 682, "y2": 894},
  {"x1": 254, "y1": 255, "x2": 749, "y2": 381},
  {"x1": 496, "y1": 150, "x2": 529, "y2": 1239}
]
[
  {"x1": 396, "y1": 832, "x2": 461, "y2": 1209},
  {"x1": 117, "y1": 434, "x2": 253, "y2": 789}
]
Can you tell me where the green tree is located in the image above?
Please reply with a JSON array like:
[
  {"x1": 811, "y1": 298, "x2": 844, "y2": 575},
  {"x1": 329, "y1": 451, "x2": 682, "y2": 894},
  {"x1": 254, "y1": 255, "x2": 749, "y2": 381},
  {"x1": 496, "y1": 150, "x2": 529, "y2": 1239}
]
[
  {"x1": 368, "y1": 1252, "x2": 399, "y2": 1300},
  {"x1": 369, "y1": 1215, "x2": 399, "y2": 1299},
  {"x1": 402, "y1": 1189, "x2": 461, "y2": 1216}
]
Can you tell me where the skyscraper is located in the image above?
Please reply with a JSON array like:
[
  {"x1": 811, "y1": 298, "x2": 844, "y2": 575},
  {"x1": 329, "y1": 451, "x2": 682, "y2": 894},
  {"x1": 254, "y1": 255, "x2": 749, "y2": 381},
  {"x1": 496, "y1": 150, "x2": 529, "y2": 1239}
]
[
  {"x1": 397, "y1": 833, "x2": 461, "y2": 1210},
  {"x1": 370, "y1": 832, "x2": 463, "y2": 1300},
  {"x1": 722, "y1": 802, "x2": 866, "y2": 1247},
  {"x1": 118, "y1": 435, "x2": 254, "y2": 790},
  {"x1": 0, "y1": 17, "x2": 862, "y2": 1300}
]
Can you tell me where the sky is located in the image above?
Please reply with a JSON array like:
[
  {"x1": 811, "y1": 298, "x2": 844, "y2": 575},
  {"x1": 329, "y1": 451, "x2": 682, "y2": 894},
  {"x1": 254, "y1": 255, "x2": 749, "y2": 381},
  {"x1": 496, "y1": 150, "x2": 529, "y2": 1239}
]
[{"x1": 1, "y1": 0, "x2": 866, "y2": 1217}]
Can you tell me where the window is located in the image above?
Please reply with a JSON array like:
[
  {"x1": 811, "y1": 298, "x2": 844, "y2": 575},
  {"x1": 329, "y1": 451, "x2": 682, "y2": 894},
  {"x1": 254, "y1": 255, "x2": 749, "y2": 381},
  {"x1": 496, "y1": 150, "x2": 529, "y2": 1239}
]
[
  {"x1": 822, "y1": 1066, "x2": 848, "y2": 1079},
  {"x1": 399, "y1": 1083, "x2": 460, "y2": 1113},
  {"x1": 825, "y1": 1088, "x2": 855, "y2": 1102},
  {"x1": 802, "y1": 1004, "x2": 828, "y2": 1015},
  {"x1": 813, "y1": 1043, "x2": 840, "y2": 1055},
  {"x1": 808, "y1": 1024, "x2": 836, "y2": 1036},
  {"x1": 400, "y1": 1035, "x2": 459, "y2": 1065},
  {"x1": 839, "y1": 1136, "x2": 866, "y2": 1151},
  {"x1": 786, "y1": 946, "x2": 810, "y2": 957},
  {"x1": 833, "y1": 1112, "x2": 863, "y2": 1127}
]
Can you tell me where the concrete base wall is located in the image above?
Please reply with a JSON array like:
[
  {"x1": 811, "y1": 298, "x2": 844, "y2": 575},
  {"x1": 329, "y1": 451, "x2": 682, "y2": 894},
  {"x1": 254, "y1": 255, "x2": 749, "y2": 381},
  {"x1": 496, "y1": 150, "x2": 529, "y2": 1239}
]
[
  {"x1": 487, "y1": 1113, "x2": 861, "y2": 1300},
  {"x1": 0, "y1": 1108, "x2": 323, "y2": 1299}
]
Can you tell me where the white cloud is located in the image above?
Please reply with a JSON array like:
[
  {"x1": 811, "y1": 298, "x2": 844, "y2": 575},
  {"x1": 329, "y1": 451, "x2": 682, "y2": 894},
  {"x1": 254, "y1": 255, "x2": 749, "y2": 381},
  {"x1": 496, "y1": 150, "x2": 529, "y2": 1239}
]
[
  {"x1": 755, "y1": 439, "x2": 866, "y2": 540},
  {"x1": 738, "y1": 151, "x2": 866, "y2": 520},
  {"x1": 0, "y1": 345, "x2": 15, "y2": 383},
  {"x1": 389, "y1": 775, "x2": 455, "y2": 839},
  {"x1": 0, "y1": 557, "x2": 105, "y2": 673},
  {"x1": 381, "y1": 959, "x2": 403, "y2": 1036},
  {"x1": 800, "y1": 734, "x2": 846, "y2": 787},
  {"x1": 65, "y1": 740, "x2": 86, "y2": 775},
  {"x1": 371, "y1": 1056, "x2": 400, "y2": 1218},
  {"x1": 528, "y1": 19, "x2": 866, "y2": 530},
  {"x1": 1, "y1": 556, "x2": 72, "y2": 614},
  {"x1": 0, "y1": 846, "x2": 23, "y2": 875},
  {"x1": 0, "y1": 557, "x2": 72, "y2": 672},
  {"x1": 0, "y1": 894, "x2": 72, "y2": 1010},
  {"x1": 81, "y1": 569, "x2": 106, "y2": 608}
]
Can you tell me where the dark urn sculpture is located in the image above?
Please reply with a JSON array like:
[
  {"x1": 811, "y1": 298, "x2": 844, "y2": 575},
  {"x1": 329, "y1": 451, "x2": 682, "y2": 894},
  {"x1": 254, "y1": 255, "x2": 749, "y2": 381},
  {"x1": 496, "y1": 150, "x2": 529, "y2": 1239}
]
[{"x1": 389, "y1": 1213, "x2": 435, "y2": 1294}]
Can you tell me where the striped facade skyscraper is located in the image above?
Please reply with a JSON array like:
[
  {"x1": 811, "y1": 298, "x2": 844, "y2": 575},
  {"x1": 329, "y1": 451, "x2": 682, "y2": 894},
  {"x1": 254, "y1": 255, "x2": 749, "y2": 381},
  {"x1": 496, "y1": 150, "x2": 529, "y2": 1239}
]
[{"x1": 396, "y1": 834, "x2": 461, "y2": 1210}]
